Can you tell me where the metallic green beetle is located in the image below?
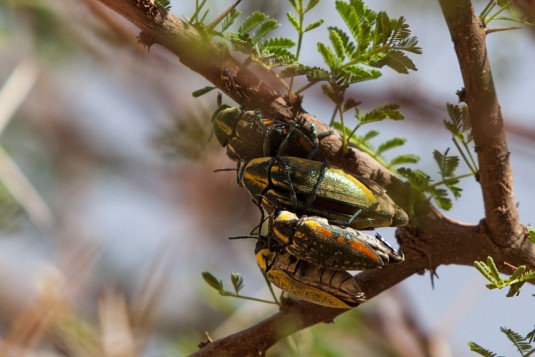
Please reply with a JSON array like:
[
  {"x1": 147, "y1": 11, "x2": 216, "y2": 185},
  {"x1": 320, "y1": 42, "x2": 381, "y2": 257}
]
[
  {"x1": 270, "y1": 210, "x2": 404, "y2": 270},
  {"x1": 211, "y1": 106, "x2": 326, "y2": 163},
  {"x1": 255, "y1": 240, "x2": 366, "y2": 308},
  {"x1": 241, "y1": 156, "x2": 408, "y2": 229}
]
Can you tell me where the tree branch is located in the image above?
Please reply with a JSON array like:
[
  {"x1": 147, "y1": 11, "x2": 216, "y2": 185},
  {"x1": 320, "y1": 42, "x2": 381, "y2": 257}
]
[
  {"x1": 438, "y1": 0, "x2": 524, "y2": 247},
  {"x1": 89, "y1": 1, "x2": 534, "y2": 356}
]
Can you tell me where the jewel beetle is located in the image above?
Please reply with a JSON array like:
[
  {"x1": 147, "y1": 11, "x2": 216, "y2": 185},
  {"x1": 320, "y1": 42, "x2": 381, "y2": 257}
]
[
  {"x1": 241, "y1": 156, "x2": 408, "y2": 229},
  {"x1": 269, "y1": 210, "x2": 404, "y2": 270},
  {"x1": 211, "y1": 106, "x2": 327, "y2": 163},
  {"x1": 255, "y1": 240, "x2": 366, "y2": 308}
]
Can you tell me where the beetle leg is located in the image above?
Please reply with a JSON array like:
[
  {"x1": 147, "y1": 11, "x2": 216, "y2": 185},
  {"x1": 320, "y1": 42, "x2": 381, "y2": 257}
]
[
  {"x1": 304, "y1": 161, "x2": 328, "y2": 209},
  {"x1": 273, "y1": 157, "x2": 299, "y2": 210},
  {"x1": 305, "y1": 123, "x2": 320, "y2": 160},
  {"x1": 275, "y1": 121, "x2": 296, "y2": 157},
  {"x1": 344, "y1": 201, "x2": 379, "y2": 227}
]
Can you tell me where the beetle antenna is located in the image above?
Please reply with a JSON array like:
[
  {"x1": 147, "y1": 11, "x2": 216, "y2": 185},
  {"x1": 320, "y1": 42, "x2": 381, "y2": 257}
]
[
  {"x1": 229, "y1": 235, "x2": 258, "y2": 241},
  {"x1": 214, "y1": 168, "x2": 238, "y2": 173}
]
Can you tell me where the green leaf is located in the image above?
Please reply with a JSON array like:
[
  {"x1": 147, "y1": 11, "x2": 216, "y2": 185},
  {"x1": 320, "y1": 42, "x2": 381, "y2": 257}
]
[
  {"x1": 527, "y1": 226, "x2": 535, "y2": 244},
  {"x1": 202, "y1": 272, "x2": 223, "y2": 291},
  {"x1": 343, "y1": 65, "x2": 381, "y2": 83},
  {"x1": 506, "y1": 281, "x2": 526, "y2": 297},
  {"x1": 231, "y1": 272, "x2": 244, "y2": 294},
  {"x1": 343, "y1": 98, "x2": 360, "y2": 112},
  {"x1": 155, "y1": 0, "x2": 171, "y2": 10},
  {"x1": 377, "y1": 137, "x2": 406, "y2": 155},
  {"x1": 389, "y1": 16, "x2": 422, "y2": 53},
  {"x1": 360, "y1": 103, "x2": 404, "y2": 125},
  {"x1": 304, "y1": 19, "x2": 324, "y2": 32},
  {"x1": 487, "y1": 256, "x2": 504, "y2": 287},
  {"x1": 373, "y1": 11, "x2": 392, "y2": 47},
  {"x1": 434, "y1": 149, "x2": 459, "y2": 178},
  {"x1": 394, "y1": 35, "x2": 422, "y2": 54},
  {"x1": 336, "y1": 0, "x2": 375, "y2": 54},
  {"x1": 287, "y1": 12, "x2": 299, "y2": 31},
  {"x1": 317, "y1": 42, "x2": 338, "y2": 69},
  {"x1": 398, "y1": 167, "x2": 431, "y2": 191},
  {"x1": 361, "y1": 129, "x2": 379, "y2": 141},
  {"x1": 192, "y1": 86, "x2": 216, "y2": 97},
  {"x1": 443, "y1": 103, "x2": 471, "y2": 140},
  {"x1": 475, "y1": 260, "x2": 499, "y2": 286},
  {"x1": 429, "y1": 187, "x2": 452, "y2": 210},
  {"x1": 262, "y1": 37, "x2": 296, "y2": 50},
  {"x1": 329, "y1": 27, "x2": 347, "y2": 60},
  {"x1": 226, "y1": 32, "x2": 254, "y2": 54},
  {"x1": 220, "y1": 9, "x2": 241, "y2": 33},
  {"x1": 321, "y1": 83, "x2": 342, "y2": 103},
  {"x1": 305, "y1": 0, "x2": 321, "y2": 12},
  {"x1": 501, "y1": 327, "x2": 533, "y2": 354},
  {"x1": 467, "y1": 341, "x2": 498, "y2": 357},
  {"x1": 507, "y1": 265, "x2": 527, "y2": 282},
  {"x1": 239, "y1": 11, "x2": 270, "y2": 34},
  {"x1": 528, "y1": 328, "x2": 535, "y2": 344},
  {"x1": 328, "y1": 26, "x2": 355, "y2": 58},
  {"x1": 390, "y1": 154, "x2": 420, "y2": 167},
  {"x1": 382, "y1": 50, "x2": 417, "y2": 73},
  {"x1": 253, "y1": 18, "x2": 279, "y2": 43}
]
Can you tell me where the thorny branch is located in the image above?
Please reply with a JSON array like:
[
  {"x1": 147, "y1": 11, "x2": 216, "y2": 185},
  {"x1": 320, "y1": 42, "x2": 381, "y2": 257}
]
[{"x1": 91, "y1": 1, "x2": 533, "y2": 356}]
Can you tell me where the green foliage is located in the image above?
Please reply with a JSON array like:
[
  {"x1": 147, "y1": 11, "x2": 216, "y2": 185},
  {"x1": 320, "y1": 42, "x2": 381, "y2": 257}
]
[
  {"x1": 443, "y1": 102, "x2": 472, "y2": 142},
  {"x1": 397, "y1": 103, "x2": 478, "y2": 211},
  {"x1": 187, "y1": 0, "x2": 242, "y2": 35},
  {"x1": 502, "y1": 327, "x2": 535, "y2": 356},
  {"x1": 433, "y1": 148, "x2": 462, "y2": 199},
  {"x1": 187, "y1": 0, "x2": 210, "y2": 27},
  {"x1": 225, "y1": 11, "x2": 296, "y2": 65},
  {"x1": 479, "y1": 0, "x2": 535, "y2": 29},
  {"x1": 218, "y1": 5, "x2": 241, "y2": 33},
  {"x1": 201, "y1": 271, "x2": 277, "y2": 304},
  {"x1": 330, "y1": 102, "x2": 418, "y2": 171},
  {"x1": 397, "y1": 147, "x2": 466, "y2": 211},
  {"x1": 470, "y1": 326, "x2": 535, "y2": 357},
  {"x1": 359, "y1": 103, "x2": 404, "y2": 125},
  {"x1": 528, "y1": 226, "x2": 535, "y2": 244},
  {"x1": 469, "y1": 259, "x2": 535, "y2": 356},
  {"x1": 474, "y1": 256, "x2": 535, "y2": 297},
  {"x1": 155, "y1": 0, "x2": 171, "y2": 11},
  {"x1": 305, "y1": 0, "x2": 420, "y2": 151},
  {"x1": 398, "y1": 167, "x2": 451, "y2": 210},
  {"x1": 193, "y1": 0, "x2": 422, "y2": 162},
  {"x1": 468, "y1": 342, "x2": 500, "y2": 357},
  {"x1": 443, "y1": 103, "x2": 478, "y2": 176}
]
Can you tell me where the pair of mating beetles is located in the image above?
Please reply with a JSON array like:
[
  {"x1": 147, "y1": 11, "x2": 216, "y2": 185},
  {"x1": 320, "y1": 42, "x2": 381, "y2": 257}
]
[{"x1": 212, "y1": 104, "x2": 407, "y2": 308}]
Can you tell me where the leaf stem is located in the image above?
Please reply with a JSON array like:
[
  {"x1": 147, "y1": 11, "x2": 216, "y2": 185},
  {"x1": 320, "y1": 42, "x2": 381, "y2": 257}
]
[
  {"x1": 452, "y1": 137, "x2": 477, "y2": 176},
  {"x1": 428, "y1": 172, "x2": 474, "y2": 189},
  {"x1": 220, "y1": 290, "x2": 278, "y2": 305},
  {"x1": 289, "y1": 0, "x2": 304, "y2": 95},
  {"x1": 261, "y1": 270, "x2": 280, "y2": 305},
  {"x1": 462, "y1": 140, "x2": 479, "y2": 173}
]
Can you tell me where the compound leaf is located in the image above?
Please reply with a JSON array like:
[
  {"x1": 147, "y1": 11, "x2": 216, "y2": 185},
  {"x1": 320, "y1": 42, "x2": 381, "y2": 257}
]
[
  {"x1": 377, "y1": 137, "x2": 406, "y2": 155},
  {"x1": 390, "y1": 154, "x2": 420, "y2": 167},
  {"x1": 468, "y1": 342, "x2": 499, "y2": 357},
  {"x1": 231, "y1": 272, "x2": 244, "y2": 294}
]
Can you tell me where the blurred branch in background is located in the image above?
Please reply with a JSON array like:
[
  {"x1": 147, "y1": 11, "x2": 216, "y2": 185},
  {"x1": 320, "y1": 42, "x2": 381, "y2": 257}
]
[{"x1": 0, "y1": 60, "x2": 53, "y2": 234}]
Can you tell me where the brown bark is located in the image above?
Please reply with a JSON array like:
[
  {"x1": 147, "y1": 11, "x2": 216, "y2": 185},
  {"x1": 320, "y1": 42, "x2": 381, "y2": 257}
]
[{"x1": 89, "y1": 1, "x2": 534, "y2": 356}]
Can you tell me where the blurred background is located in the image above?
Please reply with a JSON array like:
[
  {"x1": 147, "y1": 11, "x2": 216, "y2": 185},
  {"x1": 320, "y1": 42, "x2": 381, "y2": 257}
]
[{"x1": 0, "y1": 0, "x2": 534, "y2": 356}]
